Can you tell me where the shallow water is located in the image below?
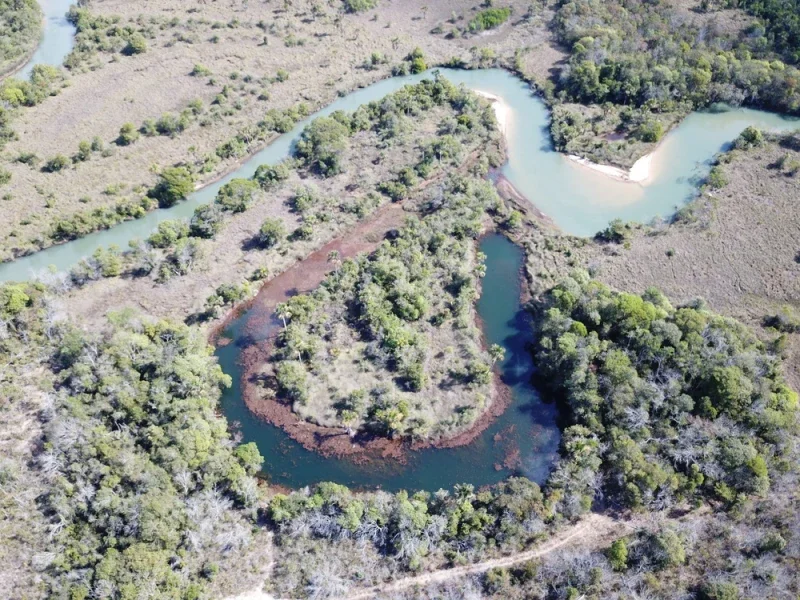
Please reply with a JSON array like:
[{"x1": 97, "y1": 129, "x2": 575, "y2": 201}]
[
  {"x1": 1, "y1": 68, "x2": 798, "y2": 282},
  {"x1": 217, "y1": 233, "x2": 559, "y2": 491},
  {"x1": 16, "y1": 0, "x2": 75, "y2": 80}
]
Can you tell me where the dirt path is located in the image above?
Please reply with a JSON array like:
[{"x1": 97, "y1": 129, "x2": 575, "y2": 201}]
[{"x1": 342, "y1": 513, "x2": 625, "y2": 599}]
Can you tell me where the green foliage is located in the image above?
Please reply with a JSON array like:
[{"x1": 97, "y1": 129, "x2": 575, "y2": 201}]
[
  {"x1": 147, "y1": 219, "x2": 190, "y2": 248},
  {"x1": 276, "y1": 361, "x2": 309, "y2": 404},
  {"x1": 407, "y1": 47, "x2": 428, "y2": 74},
  {"x1": 190, "y1": 203, "x2": 224, "y2": 239},
  {"x1": 271, "y1": 176, "x2": 497, "y2": 435},
  {"x1": 50, "y1": 198, "x2": 152, "y2": 242},
  {"x1": 635, "y1": 119, "x2": 664, "y2": 143},
  {"x1": 257, "y1": 218, "x2": 286, "y2": 248},
  {"x1": 607, "y1": 539, "x2": 628, "y2": 571},
  {"x1": 38, "y1": 313, "x2": 257, "y2": 597},
  {"x1": 735, "y1": 125, "x2": 765, "y2": 149},
  {"x1": 254, "y1": 162, "x2": 291, "y2": 189},
  {"x1": 536, "y1": 271, "x2": 798, "y2": 512},
  {"x1": 123, "y1": 32, "x2": 148, "y2": 55},
  {"x1": 191, "y1": 63, "x2": 212, "y2": 77},
  {"x1": 269, "y1": 477, "x2": 546, "y2": 567},
  {"x1": 150, "y1": 166, "x2": 195, "y2": 208},
  {"x1": 342, "y1": 0, "x2": 378, "y2": 12},
  {"x1": 42, "y1": 154, "x2": 70, "y2": 173},
  {"x1": 698, "y1": 582, "x2": 741, "y2": 600},
  {"x1": 596, "y1": 218, "x2": 631, "y2": 243},
  {"x1": 215, "y1": 178, "x2": 259, "y2": 213},
  {"x1": 764, "y1": 305, "x2": 800, "y2": 333},
  {"x1": 554, "y1": 0, "x2": 800, "y2": 114},
  {"x1": 0, "y1": 0, "x2": 40, "y2": 74},
  {"x1": 468, "y1": 7, "x2": 512, "y2": 32},
  {"x1": 707, "y1": 165, "x2": 728, "y2": 189},
  {"x1": 294, "y1": 115, "x2": 351, "y2": 176},
  {"x1": 117, "y1": 122, "x2": 140, "y2": 146},
  {"x1": 0, "y1": 284, "x2": 30, "y2": 317}
]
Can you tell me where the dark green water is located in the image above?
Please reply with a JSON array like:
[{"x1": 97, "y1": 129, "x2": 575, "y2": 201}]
[{"x1": 216, "y1": 233, "x2": 559, "y2": 491}]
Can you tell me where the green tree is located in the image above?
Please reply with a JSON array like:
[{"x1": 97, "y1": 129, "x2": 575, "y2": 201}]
[
  {"x1": 150, "y1": 167, "x2": 195, "y2": 207},
  {"x1": 257, "y1": 218, "x2": 286, "y2": 248}
]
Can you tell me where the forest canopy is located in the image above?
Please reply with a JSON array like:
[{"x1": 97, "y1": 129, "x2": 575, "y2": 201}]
[{"x1": 535, "y1": 271, "x2": 798, "y2": 515}]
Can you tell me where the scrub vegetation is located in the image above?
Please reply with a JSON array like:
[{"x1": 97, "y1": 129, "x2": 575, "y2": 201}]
[
  {"x1": 1, "y1": 0, "x2": 800, "y2": 599},
  {"x1": 267, "y1": 177, "x2": 498, "y2": 441},
  {"x1": 0, "y1": 0, "x2": 41, "y2": 76}
]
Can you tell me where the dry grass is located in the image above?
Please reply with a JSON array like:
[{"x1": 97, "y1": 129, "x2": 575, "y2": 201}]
[
  {"x1": 60, "y1": 100, "x2": 452, "y2": 329},
  {"x1": 585, "y1": 136, "x2": 800, "y2": 387},
  {"x1": 0, "y1": 0, "x2": 556, "y2": 260}
]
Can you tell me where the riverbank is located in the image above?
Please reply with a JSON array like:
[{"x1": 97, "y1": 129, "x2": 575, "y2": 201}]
[
  {"x1": 474, "y1": 89, "x2": 510, "y2": 136},
  {"x1": 226, "y1": 157, "x2": 523, "y2": 464},
  {"x1": 566, "y1": 151, "x2": 653, "y2": 184},
  {"x1": 0, "y1": 0, "x2": 43, "y2": 80}
]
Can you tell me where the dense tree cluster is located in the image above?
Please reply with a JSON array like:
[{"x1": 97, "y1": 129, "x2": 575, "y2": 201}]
[
  {"x1": 726, "y1": 0, "x2": 800, "y2": 63},
  {"x1": 38, "y1": 311, "x2": 263, "y2": 599},
  {"x1": 269, "y1": 477, "x2": 549, "y2": 575},
  {"x1": 535, "y1": 271, "x2": 798, "y2": 515},
  {"x1": 553, "y1": 0, "x2": 800, "y2": 114}
]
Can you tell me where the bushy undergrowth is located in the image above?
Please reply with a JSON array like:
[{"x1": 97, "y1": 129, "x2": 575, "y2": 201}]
[
  {"x1": 0, "y1": 0, "x2": 41, "y2": 75},
  {"x1": 553, "y1": 0, "x2": 800, "y2": 114},
  {"x1": 535, "y1": 271, "x2": 798, "y2": 514},
  {"x1": 271, "y1": 177, "x2": 498, "y2": 439}
]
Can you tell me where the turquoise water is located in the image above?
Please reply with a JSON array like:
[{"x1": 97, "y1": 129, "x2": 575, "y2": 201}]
[
  {"x1": 1, "y1": 68, "x2": 798, "y2": 282},
  {"x1": 217, "y1": 233, "x2": 559, "y2": 491},
  {"x1": 17, "y1": 0, "x2": 75, "y2": 79},
  {"x1": 3, "y1": 35, "x2": 799, "y2": 489}
]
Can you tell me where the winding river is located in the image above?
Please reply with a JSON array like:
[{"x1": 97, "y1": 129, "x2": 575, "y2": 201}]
[
  {"x1": 3, "y1": 20, "x2": 800, "y2": 490},
  {"x1": 1, "y1": 68, "x2": 799, "y2": 282},
  {"x1": 218, "y1": 233, "x2": 560, "y2": 491}
]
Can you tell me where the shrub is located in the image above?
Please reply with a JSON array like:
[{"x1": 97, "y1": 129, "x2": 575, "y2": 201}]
[
  {"x1": 294, "y1": 116, "x2": 350, "y2": 176},
  {"x1": 468, "y1": 7, "x2": 512, "y2": 32},
  {"x1": 735, "y1": 126, "x2": 764, "y2": 149},
  {"x1": 42, "y1": 154, "x2": 70, "y2": 173},
  {"x1": 254, "y1": 162, "x2": 291, "y2": 189},
  {"x1": 150, "y1": 167, "x2": 195, "y2": 207},
  {"x1": 706, "y1": 165, "x2": 728, "y2": 189},
  {"x1": 408, "y1": 47, "x2": 427, "y2": 74},
  {"x1": 698, "y1": 582, "x2": 740, "y2": 600},
  {"x1": 147, "y1": 219, "x2": 190, "y2": 248},
  {"x1": 0, "y1": 168, "x2": 10, "y2": 185},
  {"x1": 276, "y1": 361, "x2": 309, "y2": 404},
  {"x1": 123, "y1": 32, "x2": 148, "y2": 55},
  {"x1": 191, "y1": 64, "x2": 212, "y2": 77},
  {"x1": 257, "y1": 218, "x2": 286, "y2": 248},
  {"x1": 607, "y1": 539, "x2": 628, "y2": 571},
  {"x1": 289, "y1": 186, "x2": 320, "y2": 213},
  {"x1": 343, "y1": 0, "x2": 378, "y2": 12},
  {"x1": 596, "y1": 218, "x2": 631, "y2": 243},
  {"x1": 636, "y1": 119, "x2": 664, "y2": 143},
  {"x1": 190, "y1": 203, "x2": 224, "y2": 238},
  {"x1": 117, "y1": 122, "x2": 140, "y2": 145},
  {"x1": 216, "y1": 178, "x2": 259, "y2": 212}
]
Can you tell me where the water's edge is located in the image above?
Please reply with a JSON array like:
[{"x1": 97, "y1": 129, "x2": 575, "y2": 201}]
[
  {"x1": 217, "y1": 233, "x2": 560, "y2": 491},
  {"x1": 2, "y1": 68, "x2": 798, "y2": 282}
]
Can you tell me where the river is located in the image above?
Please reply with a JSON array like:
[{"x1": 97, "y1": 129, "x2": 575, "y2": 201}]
[
  {"x1": 217, "y1": 233, "x2": 560, "y2": 491},
  {"x1": 4, "y1": 19, "x2": 800, "y2": 490},
  {"x1": 1, "y1": 68, "x2": 798, "y2": 282},
  {"x1": 16, "y1": 0, "x2": 75, "y2": 80}
]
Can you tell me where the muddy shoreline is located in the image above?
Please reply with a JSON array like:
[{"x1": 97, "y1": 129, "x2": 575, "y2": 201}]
[{"x1": 211, "y1": 153, "x2": 546, "y2": 464}]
